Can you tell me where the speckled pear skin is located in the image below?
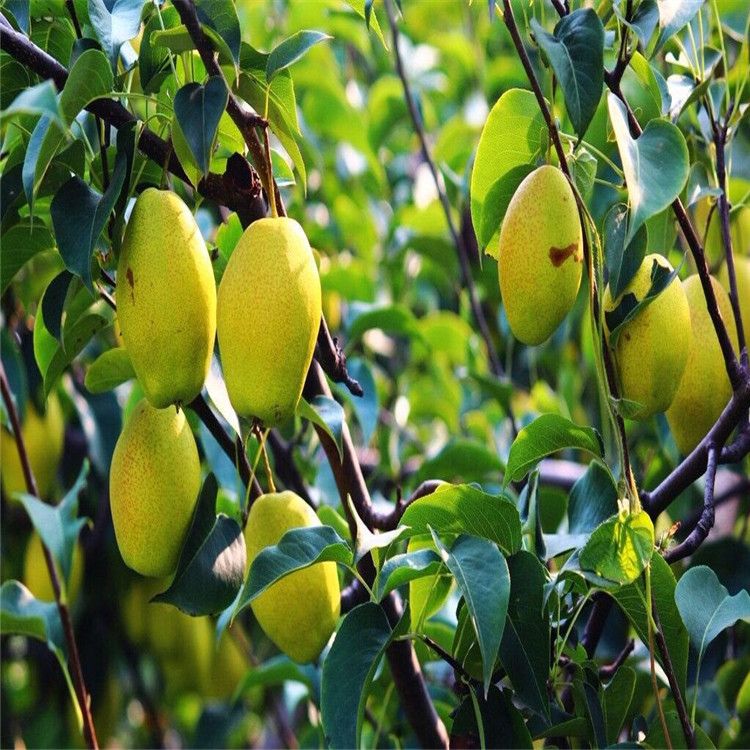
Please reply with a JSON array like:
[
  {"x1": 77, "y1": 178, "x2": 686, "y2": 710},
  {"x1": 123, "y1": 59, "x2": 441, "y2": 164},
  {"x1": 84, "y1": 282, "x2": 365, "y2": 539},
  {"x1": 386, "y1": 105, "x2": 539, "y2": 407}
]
[
  {"x1": 719, "y1": 256, "x2": 749, "y2": 340},
  {"x1": 110, "y1": 400, "x2": 201, "y2": 578},
  {"x1": 498, "y1": 165, "x2": 583, "y2": 345},
  {"x1": 666, "y1": 276, "x2": 738, "y2": 454},
  {"x1": 117, "y1": 188, "x2": 217, "y2": 409},
  {"x1": 217, "y1": 218, "x2": 321, "y2": 426},
  {"x1": 603, "y1": 254, "x2": 691, "y2": 420},
  {"x1": 245, "y1": 492, "x2": 340, "y2": 664}
]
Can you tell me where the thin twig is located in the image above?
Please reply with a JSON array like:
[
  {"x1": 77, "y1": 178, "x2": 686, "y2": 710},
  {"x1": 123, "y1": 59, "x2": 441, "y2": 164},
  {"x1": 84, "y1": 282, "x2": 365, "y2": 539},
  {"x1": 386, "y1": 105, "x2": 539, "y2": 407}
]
[
  {"x1": 0, "y1": 366, "x2": 99, "y2": 750},
  {"x1": 598, "y1": 639, "x2": 635, "y2": 681}
]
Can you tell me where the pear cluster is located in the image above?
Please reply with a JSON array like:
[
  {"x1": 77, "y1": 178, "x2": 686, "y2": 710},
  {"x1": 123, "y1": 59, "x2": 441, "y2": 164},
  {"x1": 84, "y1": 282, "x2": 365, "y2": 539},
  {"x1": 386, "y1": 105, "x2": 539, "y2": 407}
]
[{"x1": 109, "y1": 188, "x2": 334, "y2": 663}]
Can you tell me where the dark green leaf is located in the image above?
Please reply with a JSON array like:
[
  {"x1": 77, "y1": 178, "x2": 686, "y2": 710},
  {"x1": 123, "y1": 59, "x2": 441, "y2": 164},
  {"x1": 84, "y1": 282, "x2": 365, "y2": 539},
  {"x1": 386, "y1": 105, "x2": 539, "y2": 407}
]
[
  {"x1": 153, "y1": 475, "x2": 246, "y2": 616},
  {"x1": 531, "y1": 9, "x2": 604, "y2": 138},
  {"x1": 59, "y1": 48, "x2": 113, "y2": 125},
  {"x1": 568, "y1": 461, "x2": 619, "y2": 534},
  {"x1": 505, "y1": 414, "x2": 604, "y2": 485},
  {"x1": 22, "y1": 114, "x2": 65, "y2": 210},
  {"x1": 374, "y1": 548, "x2": 443, "y2": 601},
  {"x1": 321, "y1": 602, "x2": 408, "y2": 749},
  {"x1": 0, "y1": 220, "x2": 56, "y2": 294},
  {"x1": 138, "y1": 6, "x2": 180, "y2": 94},
  {"x1": 401, "y1": 484, "x2": 522, "y2": 556},
  {"x1": 607, "y1": 93, "x2": 689, "y2": 241},
  {"x1": 296, "y1": 396, "x2": 345, "y2": 460},
  {"x1": 603, "y1": 666, "x2": 636, "y2": 744},
  {"x1": 432, "y1": 532, "x2": 509, "y2": 695},
  {"x1": 41, "y1": 270, "x2": 74, "y2": 342},
  {"x1": 266, "y1": 31, "x2": 331, "y2": 81},
  {"x1": 478, "y1": 164, "x2": 535, "y2": 248},
  {"x1": 604, "y1": 204, "x2": 649, "y2": 300},
  {"x1": 235, "y1": 526, "x2": 350, "y2": 616},
  {"x1": 84, "y1": 348, "x2": 136, "y2": 393},
  {"x1": 195, "y1": 0, "x2": 241, "y2": 64}
]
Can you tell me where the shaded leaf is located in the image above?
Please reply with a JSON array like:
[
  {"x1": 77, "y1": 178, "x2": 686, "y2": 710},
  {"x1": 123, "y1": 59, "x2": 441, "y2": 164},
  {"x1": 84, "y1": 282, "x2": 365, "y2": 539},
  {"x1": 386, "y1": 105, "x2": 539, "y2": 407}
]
[
  {"x1": 296, "y1": 396, "x2": 344, "y2": 460},
  {"x1": 266, "y1": 31, "x2": 331, "y2": 81},
  {"x1": 604, "y1": 204, "x2": 649, "y2": 300},
  {"x1": 0, "y1": 80, "x2": 63, "y2": 126}
]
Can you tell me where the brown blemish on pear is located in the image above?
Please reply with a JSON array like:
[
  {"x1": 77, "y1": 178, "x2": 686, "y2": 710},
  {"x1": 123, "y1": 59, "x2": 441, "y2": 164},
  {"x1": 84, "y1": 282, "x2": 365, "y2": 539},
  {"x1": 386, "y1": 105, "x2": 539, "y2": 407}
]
[{"x1": 549, "y1": 243, "x2": 579, "y2": 267}]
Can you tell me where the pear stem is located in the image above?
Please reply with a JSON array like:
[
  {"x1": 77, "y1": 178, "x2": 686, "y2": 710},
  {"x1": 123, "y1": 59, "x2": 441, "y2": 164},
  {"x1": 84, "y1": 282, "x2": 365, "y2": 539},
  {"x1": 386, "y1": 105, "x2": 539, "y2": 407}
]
[{"x1": 262, "y1": 122, "x2": 279, "y2": 220}]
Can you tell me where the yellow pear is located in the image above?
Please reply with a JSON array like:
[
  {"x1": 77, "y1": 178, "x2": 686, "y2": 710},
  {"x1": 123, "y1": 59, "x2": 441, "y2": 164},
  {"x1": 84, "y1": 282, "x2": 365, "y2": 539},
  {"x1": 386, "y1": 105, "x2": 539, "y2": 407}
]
[
  {"x1": 217, "y1": 218, "x2": 321, "y2": 426},
  {"x1": 498, "y1": 165, "x2": 583, "y2": 345},
  {"x1": 116, "y1": 188, "x2": 216, "y2": 408},
  {"x1": 245, "y1": 492, "x2": 340, "y2": 663},
  {"x1": 718, "y1": 256, "x2": 750, "y2": 340},
  {"x1": 204, "y1": 631, "x2": 249, "y2": 700},
  {"x1": 603, "y1": 254, "x2": 691, "y2": 420},
  {"x1": 109, "y1": 400, "x2": 201, "y2": 577},
  {"x1": 1, "y1": 393, "x2": 64, "y2": 501},
  {"x1": 23, "y1": 532, "x2": 83, "y2": 604},
  {"x1": 666, "y1": 276, "x2": 739, "y2": 454}
]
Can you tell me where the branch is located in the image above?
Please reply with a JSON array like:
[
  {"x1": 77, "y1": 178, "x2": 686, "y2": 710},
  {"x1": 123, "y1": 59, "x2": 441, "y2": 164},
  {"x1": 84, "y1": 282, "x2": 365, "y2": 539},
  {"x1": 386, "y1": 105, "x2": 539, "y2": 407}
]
[
  {"x1": 598, "y1": 638, "x2": 634, "y2": 681},
  {"x1": 663, "y1": 446, "x2": 719, "y2": 564},
  {"x1": 0, "y1": 365, "x2": 99, "y2": 750},
  {"x1": 0, "y1": 16, "x2": 265, "y2": 219},
  {"x1": 315, "y1": 317, "x2": 363, "y2": 397},
  {"x1": 365, "y1": 480, "x2": 443, "y2": 531},
  {"x1": 266, "y1": 431, "x2": 315, "y2": 506},
  {"x1": 384, "y1": 0, "x2": 508, "y2": 391}
]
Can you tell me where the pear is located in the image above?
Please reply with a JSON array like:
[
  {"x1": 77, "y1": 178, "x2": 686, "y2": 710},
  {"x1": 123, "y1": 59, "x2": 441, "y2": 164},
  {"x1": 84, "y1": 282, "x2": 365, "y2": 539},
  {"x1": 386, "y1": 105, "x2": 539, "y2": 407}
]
[
  {"x1": 1, "y1": 393, "x2": 64, "y2": 501},
  {"x1": 23, "y1": 532, "x2": 84, "y2": 604},
  {"x1": 666, "y1": 276, "x2": 739, "y2": 454},
  {"x1": 116, "y1": 188, "x2": 216, "y2": 408},
  {"x1": 109, "y1": 400, "x2": 201, "y2": 578},
  {"x1": 693, "y1": 198, "x2": 750, "y2": 267},
  {"x1": 217, "y1": 217, "x2": 321, "y2": 426},
  {"x1": 603, "y1": 254, "x2": 691, "y2": 420},
  {"x1": 718, "y1": 256, "x2": 750, "y2": 340},
  {"x1": 498, "y1": 165, "x2": 583, "y2": 345},
  {"x1": 245, "y1": 492, "x2": 340, "y2": 664}
]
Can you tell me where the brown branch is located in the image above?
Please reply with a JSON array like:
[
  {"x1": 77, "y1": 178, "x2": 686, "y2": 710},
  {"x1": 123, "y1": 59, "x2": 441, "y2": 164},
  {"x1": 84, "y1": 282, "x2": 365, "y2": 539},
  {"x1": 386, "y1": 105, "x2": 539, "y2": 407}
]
[
  {"x1": 598, "y1": 638, "x2": 634, "y2": 680},
  {"x1": 266, "y1": 431, "x2": 314, "y2": 507},
  {"x1": 315, "y1": 317, "x2": 363, "y2": 397},
  {"x1": 0, "y1": 365, "x2": 99, "y2": 750},
  {"x1": 365, "y1": 480, "x2": 443, "y2": 531},
  {"x1": 384, "y1": 0, "x2": 508, "y2": 390}
]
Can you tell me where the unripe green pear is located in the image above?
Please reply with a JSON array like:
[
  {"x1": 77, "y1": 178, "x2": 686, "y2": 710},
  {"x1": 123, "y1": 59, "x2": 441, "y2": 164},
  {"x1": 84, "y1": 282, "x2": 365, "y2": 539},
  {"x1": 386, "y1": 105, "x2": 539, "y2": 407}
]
[
  {"x1": 245, "y1": 492, "x2": 340, "y2": 664},
  {"x1": 666, "y1": 276, "x2": 739, "y2": 454},
  {"x1": 217, "y1": 218, "x2": 322, "y2": 426},
  {"x1": 603, "y1": 254, "x2": 691, "y2": 420},
  {"x1": 109, "y1": 400, "x2": 201, "y2": 577},
  {"x1": 23, "y1": 532, "x2": 83, "y2": 604},
  {"x1": 116, "y1": 188, "x2": 216, "y2": 408},
  {"x1": 1, "y1": 394, "x2": 64, "y2": 501},
  {"x1": 498, "y1": 165, "x2": 583, "y2": 345},
  {"x1": 718, "y1": 256, "x2": 750, "y2": 340}
]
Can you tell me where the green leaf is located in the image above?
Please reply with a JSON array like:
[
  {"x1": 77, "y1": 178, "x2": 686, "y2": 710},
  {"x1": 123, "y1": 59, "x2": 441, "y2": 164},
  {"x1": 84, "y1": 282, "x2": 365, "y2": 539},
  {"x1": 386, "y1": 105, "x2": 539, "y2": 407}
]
[
  {"x1": 374, "y1": 548, "x2": 443, "y2": 601},
  {"x1": 645, "y1": 711, "x2": 715, "y2": 749},
  {"x1": 570, "y1": 147, "x2": 597, "y2": 199},
  {"x1": 607, "y1": 93, "x2": 689, "y2": 241},
  {"x1": 22, "y1": 114, "x2": 66, "y2": 211},
  {"x1": 173, "y1": 77, "x2": 229, "y2": 176},
  {"x1": 568, "y1": 461, "x2": 618, "y2": 533},
  {"x1": 84, "y1": 347, "x2": 135, "y2": 394},
  {"x1": 653, "y1": 0, "x2": 705, "y2": 55},
  {"x1": 195, "y1": 0, "x2": 241, "y2": 64},
  {"x1": 401, "y1": 484, "x2": 522, "y2": 556},
  {"x1": 148, "y1": 26, "x2": 198, "y2": 56},
  {"x1": 235, "y1": 654, "x2": 318, "y2": 700},
  {"x1": 0, "y1": 80, "x2": 63, "y2": 126},
  {"x1": 87, "y1": 0, "x2": 143, "y2": 70},
  {"x1": 498, "y1": 551, "x2": 551, "y2": 722},
  {"x1": 49, "y1": 146, "x2": 127, "y2": 291},
  {"x1": 59, "y1": 48, "x2": 113, "y2": 125},
  {"x1": 0, "y1": 220, "x2": 56, "y2": 294},
  {"x1": 347, "y1": 303, "x2": 424, "y2": 345},
  {"x1": 153, "y1": 475, "x2": 246, "y2": 616},
  {"x1": 138, "y1": 5, "x2": 180, "y2": 94},
  {"x1": 266, "y1": 31, "x2": 331, "y2": 82},
  {"x1": 40, "y1": 271, "x2": 74, "y2": 342},
  {"x1": 0, "y1": 581, "x2": 65, "y2": 656},
  {"x1": 611, "y1": 554, "x2": 689, "y2": 696},
  {"x1": 675, "y1": 566, "x2": 750, "y2": 667},
  {"x1": 433, "y1": 533, "x2": 509, "y2": 696},
  {"x1": 603, "y1": 666, "x2": 636, "y2": 745},
  {"x1": 470, "y1": 89, "x2": 547, "y2": 256},
  {"x1": 170, "y1": 112, "x2": 203, "y2": 189},
  {"x1": 579, "y1": 510, "x2": 654, "y2": 585},
  {"x1": 478, "y1": 164, "x2": 535, "y2": 248},
  {"x1": 347, "y1": 496, "x2": 408, "y2": 566},
  {"x1": 321, "y1": 602, "x2": 408, "y2": 749},
  {"x1": 604, "y1": 204, "x2": 649, "y2": 300},
  {"x1": 415, "y1": 439, "x2": 505, "y2": 484},
  {"x1": 16, "y1": 461, "x2": 89, "y2": 593},
  {"x1": 296, "y1": 396, "x2": 345, "y2": 460},
  {"x1": 342, "y1": 0, "x2": 387, "y2": 48},
  {"x1": 531, "y1": 8, "x2": 604, "y2": 139},
  {"x1": 235, "y1": 526, "x2": 350, "y2": 616},
  {"x1": 505, "y1": 414, "x2": 604, "y2": 485}
]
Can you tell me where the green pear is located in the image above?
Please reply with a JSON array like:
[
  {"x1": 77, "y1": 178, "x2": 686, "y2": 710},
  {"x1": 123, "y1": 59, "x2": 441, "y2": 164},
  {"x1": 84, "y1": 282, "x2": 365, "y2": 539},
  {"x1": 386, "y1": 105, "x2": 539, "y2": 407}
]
[
  {"x1": 666, "y1": 276, "x2": 739, "y2": 454},
  {"x1": 603, "y1": 254, "x2": 691, "y2": 420},
  {"x1": 116, "y1": 188, "x2": 216, "y2": 408},
  {"x1": 109, "y1": 400, "x2": 201, "y2": 577},
  {"x1": 718, "y1": 256, "x2": 750, "y2": 340},
  {"x1": 1, "y1": 393, "x2": 64, "y2": 501},
  {"x1": 245, "y1": 492, "x2": 340, "y2": 664},
  {"x1": 498, "y1": 165, "x2": 583, "y2": 345},
  {"x1": 217, "y1": 217, "x2": 321, "y2": 426}
]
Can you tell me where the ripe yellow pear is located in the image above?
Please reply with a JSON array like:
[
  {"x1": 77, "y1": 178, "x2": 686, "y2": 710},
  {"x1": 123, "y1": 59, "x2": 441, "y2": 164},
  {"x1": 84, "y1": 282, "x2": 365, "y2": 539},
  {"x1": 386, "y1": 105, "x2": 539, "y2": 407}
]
[
  {"x1": 603, "y1": 254, "x2": 691, "y2": 420},
  {"x1": 117, "y1": 188, "x2": 216, "y2": 408},
  {"x1": 245, "y1": 492, "x2": 340, "y2": 664},
  {"x1": 1, "y1": 393, "x2": 64, "y2": 501},
  {"x1": 718, "y1": 256, "x2": 750, "y2": 340},
  {"x1": 109, "y1": 400, "x2": 201, "y2": 577},
  {"x1": 217, "y1": 218, "x2": 322, "y2": 426},
  {"x1": 23, "y1": 532, "x2": 83, "y2": 604},
  {"x1": 498, "y1": 165, "x2": 583, "y2": 345},
  {"x1": 666, "y1": 276, "x2": 739, "y2": 454}
]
